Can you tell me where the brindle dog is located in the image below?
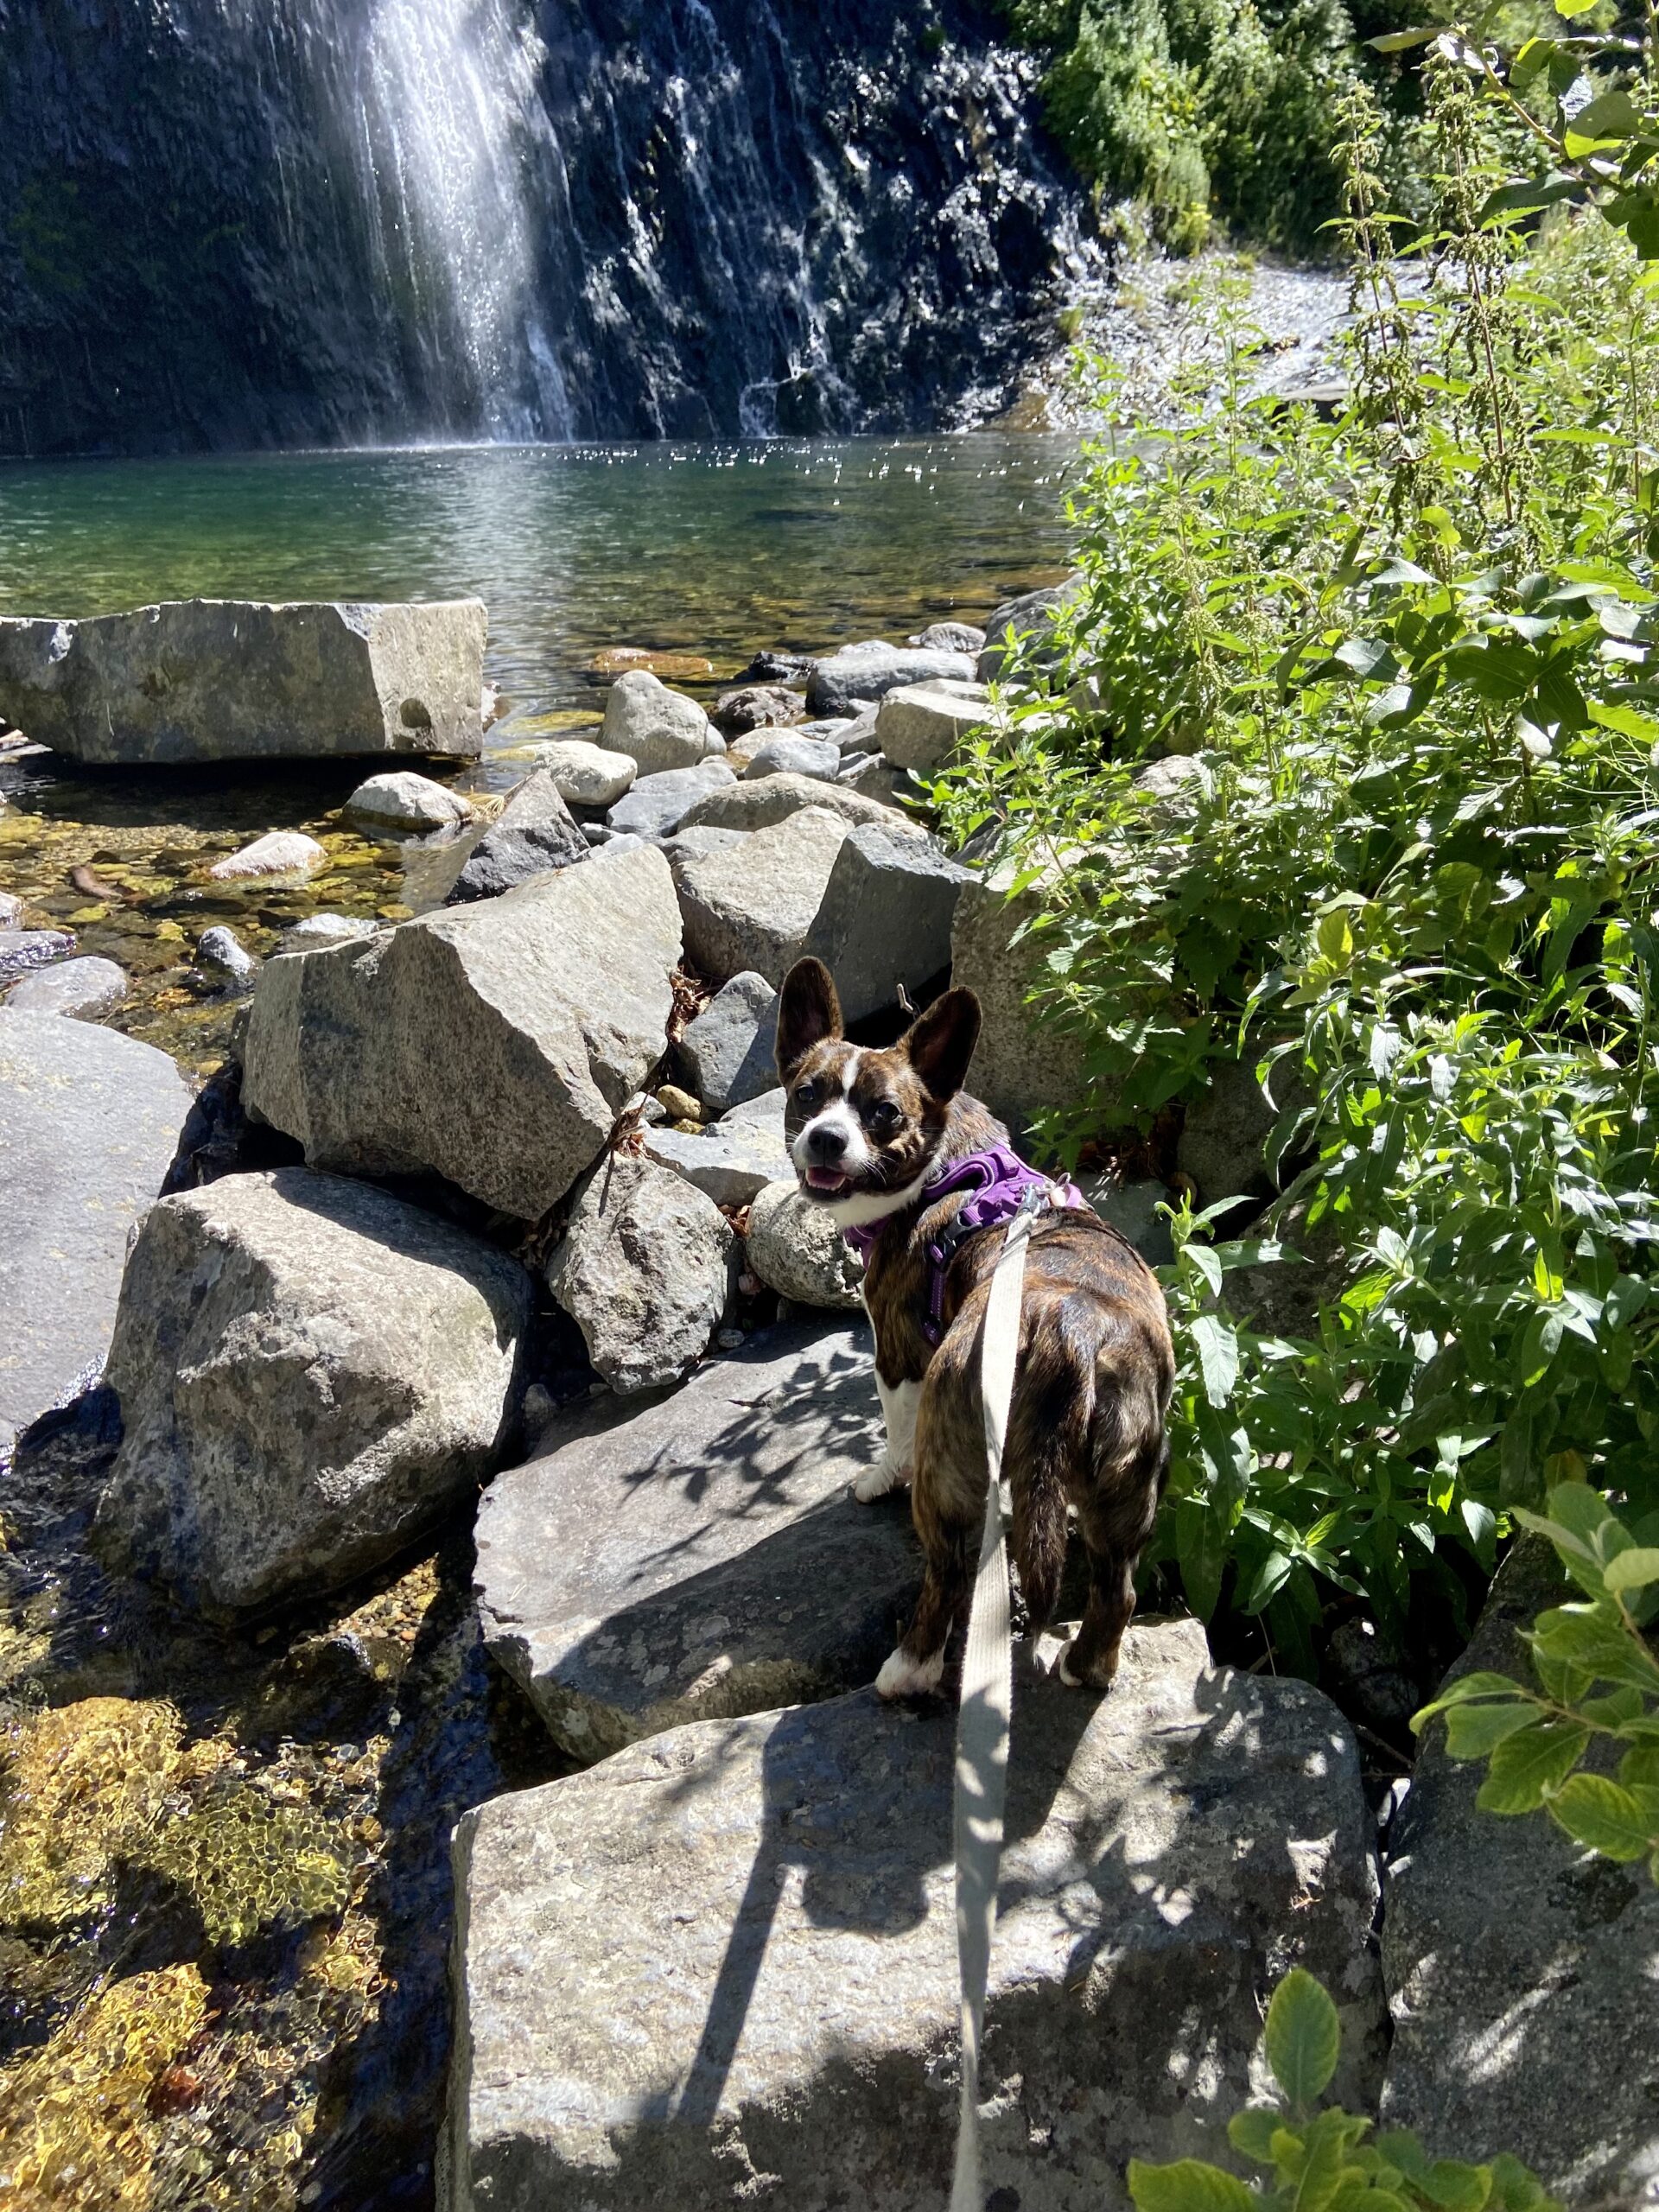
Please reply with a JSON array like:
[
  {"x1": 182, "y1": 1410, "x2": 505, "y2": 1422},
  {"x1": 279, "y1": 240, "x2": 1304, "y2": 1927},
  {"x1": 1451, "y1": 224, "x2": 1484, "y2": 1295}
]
[{"x1": 775, "y1": 957, "x2": 1175, "y2": 1699}]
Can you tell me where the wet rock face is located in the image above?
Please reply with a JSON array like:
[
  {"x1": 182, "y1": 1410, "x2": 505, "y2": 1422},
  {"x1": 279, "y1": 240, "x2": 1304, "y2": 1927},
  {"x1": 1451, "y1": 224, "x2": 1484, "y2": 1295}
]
[{"x1": 0, "y1": 2, "x2": 1088, "y2": 454}]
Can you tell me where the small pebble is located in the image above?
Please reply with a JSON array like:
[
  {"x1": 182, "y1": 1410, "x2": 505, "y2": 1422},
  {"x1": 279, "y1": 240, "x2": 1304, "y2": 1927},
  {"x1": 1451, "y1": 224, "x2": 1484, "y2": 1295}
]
[
  {"x1": 656, "y1": 1084, "x2": 703, "y2": 1122},
  {"x1": 716, "y1": 1327, "x2": 744, "y2": 1350},
  {"x1": 737, "y1": 1272, "x2": 760, "y2": 1297},
  {"x1": 0, "y1": 892, "x2": 23, "y2": 930}
]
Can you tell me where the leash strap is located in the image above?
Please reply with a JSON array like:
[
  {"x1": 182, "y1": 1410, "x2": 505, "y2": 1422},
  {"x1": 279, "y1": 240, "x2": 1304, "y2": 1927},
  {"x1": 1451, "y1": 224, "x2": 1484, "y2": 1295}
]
[{"x1": 950, "y1": 1191, "x2": 1041, "y2": 2212}]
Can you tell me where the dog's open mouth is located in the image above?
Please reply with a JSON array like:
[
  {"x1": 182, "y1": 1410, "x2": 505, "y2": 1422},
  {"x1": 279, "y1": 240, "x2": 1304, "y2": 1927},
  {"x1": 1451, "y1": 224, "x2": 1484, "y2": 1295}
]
[{"x1": 804, "y1": 1167, "x2": 852, "y2": 1194}]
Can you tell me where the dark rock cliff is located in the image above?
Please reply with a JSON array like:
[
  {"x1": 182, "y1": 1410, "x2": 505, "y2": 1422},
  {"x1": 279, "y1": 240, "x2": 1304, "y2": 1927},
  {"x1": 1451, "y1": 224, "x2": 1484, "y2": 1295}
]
[{"x1": 0, "y1": 0, "x2": 1090, "y2": 455}]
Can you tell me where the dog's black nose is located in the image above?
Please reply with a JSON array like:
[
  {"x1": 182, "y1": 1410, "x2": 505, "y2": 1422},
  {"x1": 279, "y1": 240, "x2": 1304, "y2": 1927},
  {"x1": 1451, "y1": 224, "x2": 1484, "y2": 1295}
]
[{"x1": 806, "y1": 1122, "x2": 847, "y2": 1162}]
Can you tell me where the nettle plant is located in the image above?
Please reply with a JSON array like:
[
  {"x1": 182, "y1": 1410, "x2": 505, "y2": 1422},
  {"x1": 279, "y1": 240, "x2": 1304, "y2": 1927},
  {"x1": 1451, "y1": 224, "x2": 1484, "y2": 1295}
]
[
  {"x1": 1414, "y1": 1483, "x2": 1659, "y2": 1868},
  {"x1": 1127, "y1": 1968, "x2": 1560, "y2": 2211},
  {"x1": 933, "y1": 33, "x2": 1659, "y2": 1661}
]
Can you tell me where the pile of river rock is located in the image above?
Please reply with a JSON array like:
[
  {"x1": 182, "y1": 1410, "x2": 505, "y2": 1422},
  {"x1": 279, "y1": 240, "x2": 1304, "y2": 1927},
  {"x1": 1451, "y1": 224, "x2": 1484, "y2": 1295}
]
[{"x1": 2, "y1": 590, "x2": 1649, "y2": 2211}]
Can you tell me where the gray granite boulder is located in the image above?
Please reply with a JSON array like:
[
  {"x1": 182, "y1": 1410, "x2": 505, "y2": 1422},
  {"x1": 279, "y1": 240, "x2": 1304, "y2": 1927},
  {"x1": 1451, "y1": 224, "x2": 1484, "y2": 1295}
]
[
  {"x1": 676, "y1": 806, "x2": 851, "y2": 986},
  {"x1": 976, "y1": 575, "x2": 1086, "y2": 683},
  {"x1": 710, "y1": 683, "x2": 805, "y2": 737},
  {"x1": 1077, "y1": 1172, "x2": 1174, "y2": 1268},
  {"x1": 446, "y1": 768, "x2": 589, "y2": 905},
  {"x1": 0, "y1": 1010, "x2": 192, "y2": 1447},
  {"x1": 601, "y1": 669, "x2": 721, "y2": 776},
  {"x1": 344, "y1": 769, "x2": 474, "y2": 834},
  {"x1": 448, "y1": 1618, "x2": 1385, "y2": 2210},
  {"x1": 950, "y1": 860, "x2": 1098, "y2": 1139},
  {"x1": 1382, "y1": 1540, "x2": 1659, "y2": 2203},
  {"x1": 641, "y1": 1092, "x2": 793, "y2": 1206},
  {"x1": 607, "y1": 757, "x2": 736, "y2": 839},
  {"x1": 657, "y1": 825, "x2": 747, "y2": 887},
  {"x1": 745, "y1": 1178, "x2": 864, "y2": 1309},
  {"x1": 195, "y1": 926, "x2": 257, "y2": 986},
  {"x1": 243, "y1": 843, "x2": 681, "y2": 1220},
  {"x1": 515, "y1": 738, "x2": 637, "y2": 809},
  {"x1": 874, "y1": 678, "x2": 994, "y2": 771},
  {"x1": 678, "y1": 769, "x2": 922, "y2": 838},
  {"x1": 0, "y1": 929, "x2": 74, "y2": 983},
  {"x1": 912, "y1": 619, "x2": 987, "y2": 652},
  {"x1": 546, "y1": 1154, "x2": 735, "y2": 1395},
  {"x1": 1176, "y1": 1054, "x2": 1306, "y2": 1216},
  {"x1": 5, "y1": 955, "x2": 127, "y2": 1020},
  {"x1": 741, "y1": 734, "x2": 842, "y2": 782},
  {"x1": 0, "y1": 597, "x2": 486, "y2": 764},
  {"x1": 677, "y1": 971, "x2": 779, "y2": 1114},
  {"x1": 473, "y1": 1321, "x2": 918, "y2": 1762},
  {"x1": 93, "y1": 1167, "x2": 531, "y2": 1614},
  {"x1": 804, "y1": 640, "x2": 976, "y2": 717},
  {"x1": 801, "y1": 823, "x2": 973, "y2": 1022},
  {"x1": 275, "y1": 912, "x2": 378, "y2": 957}
]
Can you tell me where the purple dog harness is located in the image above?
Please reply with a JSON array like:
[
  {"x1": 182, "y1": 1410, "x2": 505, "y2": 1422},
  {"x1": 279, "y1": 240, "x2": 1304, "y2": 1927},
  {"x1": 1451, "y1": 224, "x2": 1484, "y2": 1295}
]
[{"x1": 843, "y1": 1143, "x2": 1086, "y2": 1344}]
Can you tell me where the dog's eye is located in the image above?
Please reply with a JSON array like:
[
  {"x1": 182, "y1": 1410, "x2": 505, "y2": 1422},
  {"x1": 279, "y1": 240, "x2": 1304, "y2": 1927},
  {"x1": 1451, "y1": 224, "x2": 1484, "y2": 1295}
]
[
  {"x1": 866, "y1": 1098, "x2": 901, "y2": 1133},
  {"x1": 795, "y1": 1080, "x2": 821, "y2": 1109}
]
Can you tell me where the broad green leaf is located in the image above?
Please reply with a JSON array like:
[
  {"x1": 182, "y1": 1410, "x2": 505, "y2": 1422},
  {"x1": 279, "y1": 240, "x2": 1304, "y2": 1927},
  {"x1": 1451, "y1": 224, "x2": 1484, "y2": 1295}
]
[
  {"x1": 1444, "y1": 1700, "x2": 1540, "y2": 1759},
  {"x1": 1366, "y1": 24, "x2": 1437, "y2": 47},
  {"x1": 1476, "y1": 1720, "x2": 1591, "y2": 1814},
  {"x1": 1412, "y1": 1671, "x2": 1538, "y2": 1732},
  {"x1": 1604, "y1": 1548, "x2": 1659, "y2": 1594},
  {"x1": 1227, "y1": 2107, "x2": 1282, "y2": 2164},
  {"x1": 1266, "y1": 1968, "x2": 1342, "y2": 2108},
  {"x1": 1546, "y1": 1773, "x2": 1656, "y2": 1861},
  {"x1": 1128, "y1": 2158, "x2": 1259, "y2": 2212},
  {"x1": 1191, "y1": 1313, "x2": 1240, "y2": 1407}
]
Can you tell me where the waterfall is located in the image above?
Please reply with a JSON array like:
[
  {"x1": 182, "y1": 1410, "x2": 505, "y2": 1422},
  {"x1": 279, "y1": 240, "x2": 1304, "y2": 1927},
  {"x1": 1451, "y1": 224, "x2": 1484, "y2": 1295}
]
[{"x1": 360, "y1": 0, "x2": 571, "y2": 441}]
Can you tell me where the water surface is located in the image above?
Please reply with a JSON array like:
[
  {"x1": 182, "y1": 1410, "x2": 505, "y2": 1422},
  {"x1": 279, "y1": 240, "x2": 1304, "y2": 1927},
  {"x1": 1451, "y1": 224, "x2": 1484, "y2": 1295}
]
[{"x1": 0, "y1": 435, "x2": 1076, "y2": 1062}]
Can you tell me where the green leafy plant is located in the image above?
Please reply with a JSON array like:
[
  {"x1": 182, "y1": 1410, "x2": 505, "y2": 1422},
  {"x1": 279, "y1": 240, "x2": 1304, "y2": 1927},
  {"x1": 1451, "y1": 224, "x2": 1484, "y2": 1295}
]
[
  {"x1": 1414, "y1": 1483, "x2": 1659, "y2": 1869},
  {"x1": 1128, "y1": 1968, "x2": 1560, "y2": 2210},
  {"x1": 931, "y1": 34, "x2": 1659, "y2": 1660}
]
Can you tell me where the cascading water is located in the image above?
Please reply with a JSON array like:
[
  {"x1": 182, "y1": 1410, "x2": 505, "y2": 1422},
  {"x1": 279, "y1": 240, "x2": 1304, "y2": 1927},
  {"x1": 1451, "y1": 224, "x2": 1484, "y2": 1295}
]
[
  {"x1": 359, "y1": 0, "x2": 572, "y2": 440},
  {"x1": 0, "y1": 0, "x2": 1094, "y2": 457}
]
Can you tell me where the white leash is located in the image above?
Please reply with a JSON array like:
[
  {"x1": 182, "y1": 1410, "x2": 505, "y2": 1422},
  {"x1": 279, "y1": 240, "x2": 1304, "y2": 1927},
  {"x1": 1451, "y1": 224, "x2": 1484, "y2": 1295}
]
[{"x1": 950, "y1": 1189, "x2": 1043, "y2": 2212}]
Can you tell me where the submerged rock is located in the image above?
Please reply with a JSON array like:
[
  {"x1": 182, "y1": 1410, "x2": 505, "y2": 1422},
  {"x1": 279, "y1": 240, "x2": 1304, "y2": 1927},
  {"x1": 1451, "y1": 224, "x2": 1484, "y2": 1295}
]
[
  {"x1": 207, "y1": 831, "x2": 327, "y2": 883},
  {"x1": 445, "y1": 768, "x2": 589, "y2": 905},
  {"x1": 745, "y1": 1178, "x2": 864, "y2": 1309},
  {"x1": 676, "y1": 805, "x2": 850, "y2": 985},
  {"x1": 274, "y1": 912, "x2": 378, "y2": 957},
  {"x1": 344, "y1": 769, "x2": 474, "y2": 833},
  {"x1": 0, "y1": 1009, "x2": 192, "y2": 1447},
  {"x1": 601, "y1": 669, "x2": 721, "y2": 776},
  {"x1": 5, "y1": 954, "x2": 127, "y2": 1019},
  {"x1": 677, "y1": 971, "x2": 779, "y2": 1115},
  {"x1": 473, "y1": 1320, "x2": 917, "y2": 1760},
  {"x1": 94, "y1": 1166, "x2": 531, "y2": 1614},
  {"x1": 448, "y1": 1620, "x2": 1385, "y2": 2209},
  {"x1": 804, "y1": 640, "x2": 976, "y2": 717},
  {"x1": 195, "y1": 925, "x2": 257, "y2": 987},
  {"x1": 0, "y1": 598, "x2": 487, "y2": 764},
  {"x1": 546, "y1": 1153, "x2": 734, "y2": 1395},
  {"x1": 242, "y1": 843, "x2": 681, "y2": 1220},
  {"x1": 802, "y1": 823, "x2": 971, "y2": 1021}
]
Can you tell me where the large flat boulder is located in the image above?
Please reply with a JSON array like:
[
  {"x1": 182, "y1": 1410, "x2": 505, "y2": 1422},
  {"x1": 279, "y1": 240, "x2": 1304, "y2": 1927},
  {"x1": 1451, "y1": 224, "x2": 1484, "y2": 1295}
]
[
  {"x1": 448, "y1": 1621, "x2": 1385, "y2": 2211},
  {"x1": 676, "y1": 806, "x2": 851, "y2": 986},
  {"x1": 874, "y1": 678, "x2": 993, "y2": 771},
  {"x1": 1382, "y1": 1540, "x2": 1659, "y2": 2202},
  {"x1": 677, "y1": 769, "x2": 918, "y2": 837},
  {"x1": 474, "y1": 1322, "x2": 918, "y2": 1762},
  {"x1": 243, "y1": 843, "x2": 681, "y2": 1220},
  {"x1": 92, "y1": 1167, "x2": 531, "y2": 1614},
  {"x1": 801, "y1": 823, "x2": 972, "y2": 1021},
  {"x1": 0, "y1": 598, "x2": 487, "y2": 764},
  {"x1": 0, "y1": 1010, "x2": 192, "y2": 1448}
]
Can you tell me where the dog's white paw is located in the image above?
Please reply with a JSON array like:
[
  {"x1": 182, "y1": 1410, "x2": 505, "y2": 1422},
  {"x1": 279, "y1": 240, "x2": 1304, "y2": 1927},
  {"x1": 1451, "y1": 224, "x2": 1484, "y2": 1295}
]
[
  {"x1": 876, "y1": 1644, "x2": 945, "y2": 1700},
  {"x1": 1057, "y1": 1639, "x2": 1083, "y2": 1688},
  {"x1": 854, "y1": 1452, "x2": 911, "y2": 1503}
]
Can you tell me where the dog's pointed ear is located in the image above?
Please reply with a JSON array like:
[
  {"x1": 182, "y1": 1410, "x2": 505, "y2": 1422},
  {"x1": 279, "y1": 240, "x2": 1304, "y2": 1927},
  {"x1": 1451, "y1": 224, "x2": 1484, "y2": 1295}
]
[
  {"x1": 905, "y1": 987, "x2": 981, "y2": 1102},
  {"x1": 776, "y1": 958, "x2": 843, "y2": 1080}
]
